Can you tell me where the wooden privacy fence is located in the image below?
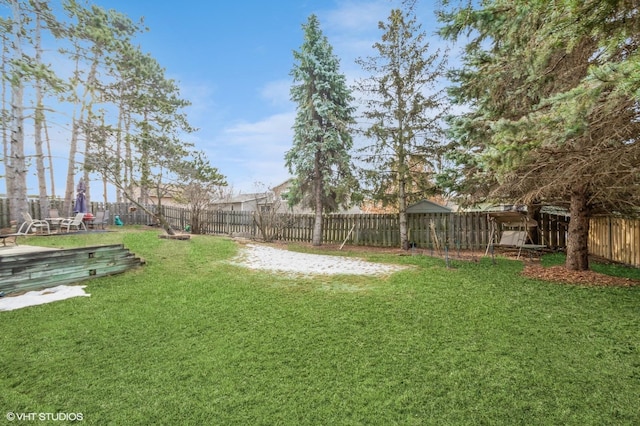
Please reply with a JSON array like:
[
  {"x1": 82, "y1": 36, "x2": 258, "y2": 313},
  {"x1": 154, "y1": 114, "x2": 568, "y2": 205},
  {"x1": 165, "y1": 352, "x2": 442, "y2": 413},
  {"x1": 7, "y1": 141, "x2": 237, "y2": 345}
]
[
  {"x1": 5, "y1": 198, "x2": 640, "y2": 267},
  {"x1": 589, "y1": 216, "x2": 640, "y2": 268},
  {"x1": 184, "y1": 212, "x2": 486, "y2": 249},
  {"x1": 0, "y1": 201, "x2": 494, "y2": 249},
  {"x1": 0, "y1": 199, "x2": 567, "y2": 250},
  {"x1": 330, "y1": 212, "x2": 492, "y2": 250},
  {"x1": 179, "y1": 210, "x2": 568, "y2": 251}
]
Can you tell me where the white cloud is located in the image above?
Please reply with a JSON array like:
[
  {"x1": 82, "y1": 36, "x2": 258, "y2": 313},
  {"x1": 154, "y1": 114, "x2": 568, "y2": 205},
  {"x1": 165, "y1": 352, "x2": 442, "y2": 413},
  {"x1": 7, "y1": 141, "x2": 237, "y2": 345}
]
[
  {"x1": 319, "y1": 0, "x2": 391, "y2": 60},
  {"x1": 323, "y1": 0, "x2": 391, "y2": 33},
  {"x1": 225, "y1": 112, "x2": 294, "y2": 144},
  {"x1": 260, "y1": 79, "x2": 293, "y2": 108},
  {"x1": 211, "y1": 111, "x2": 295, "y2": 192},
  {"x1": 178, "y1": 80, "x2": 221, "y2": 124}
]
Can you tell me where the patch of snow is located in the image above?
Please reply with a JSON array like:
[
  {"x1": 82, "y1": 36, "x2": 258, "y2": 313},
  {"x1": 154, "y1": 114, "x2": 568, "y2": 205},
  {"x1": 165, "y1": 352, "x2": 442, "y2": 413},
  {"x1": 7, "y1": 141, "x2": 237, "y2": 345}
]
[
  {"x1": 0, "y1": 285, "x2": 90, "y2": 312},
  {"x1": 232, "y1": 244, "x2": 407, "y2": 276}
]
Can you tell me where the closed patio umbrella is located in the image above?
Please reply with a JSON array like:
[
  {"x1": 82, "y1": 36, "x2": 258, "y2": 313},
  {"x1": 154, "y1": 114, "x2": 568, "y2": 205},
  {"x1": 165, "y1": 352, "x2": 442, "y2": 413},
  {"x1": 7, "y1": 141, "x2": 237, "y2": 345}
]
[{"x1": 74, "y1": 179, "x2": 87, "y2": 214}]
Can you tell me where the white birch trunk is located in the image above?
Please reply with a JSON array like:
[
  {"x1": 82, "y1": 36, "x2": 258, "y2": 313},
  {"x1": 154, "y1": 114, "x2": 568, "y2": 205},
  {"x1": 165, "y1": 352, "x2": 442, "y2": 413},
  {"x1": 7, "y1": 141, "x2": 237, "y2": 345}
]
[
  {"x1": 8, "y1": 0, "x2": 28, "y2": 222},
  {"x1": 34, "y1": 8, "x2": 49, "y2": 217}
]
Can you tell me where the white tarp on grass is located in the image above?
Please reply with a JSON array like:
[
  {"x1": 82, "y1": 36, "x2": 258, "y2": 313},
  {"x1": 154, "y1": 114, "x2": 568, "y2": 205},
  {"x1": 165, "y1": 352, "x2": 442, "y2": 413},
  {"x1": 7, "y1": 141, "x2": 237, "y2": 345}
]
[{"x1": 0, "y1": 285, "x2": 90, "y2": 311}]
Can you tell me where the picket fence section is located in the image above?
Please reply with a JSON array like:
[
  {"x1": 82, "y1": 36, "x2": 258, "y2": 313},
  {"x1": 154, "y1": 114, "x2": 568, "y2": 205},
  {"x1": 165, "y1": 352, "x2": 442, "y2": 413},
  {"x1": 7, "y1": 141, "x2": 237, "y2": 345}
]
[{"x1": 2, "y1": 198, "x2": 638, "y2": 267}]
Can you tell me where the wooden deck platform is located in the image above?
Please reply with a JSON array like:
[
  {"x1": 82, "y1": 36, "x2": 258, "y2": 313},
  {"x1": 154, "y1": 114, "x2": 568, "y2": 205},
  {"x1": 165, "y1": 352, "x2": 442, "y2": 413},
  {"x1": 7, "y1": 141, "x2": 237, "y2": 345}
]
[
  {"x1": 0, "y1": 245, "x2": 58, "y2": 256},
  {"x1": 0, "y1": 244, "x2": 144, "y2": 295}
]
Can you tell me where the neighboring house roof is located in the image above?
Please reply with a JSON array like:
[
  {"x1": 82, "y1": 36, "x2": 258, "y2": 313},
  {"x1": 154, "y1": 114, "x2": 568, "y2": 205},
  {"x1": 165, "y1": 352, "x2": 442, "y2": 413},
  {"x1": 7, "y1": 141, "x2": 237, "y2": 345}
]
[
  {"x1": 271, "y1": 179, "x2": 293, "y2": 194},
  {"x1": 460, "y1": 203, "x2": 569, "y2": 216},
  {"x1": 210, "y1": 192, "x2": 273, "y2": 211},
  {"x1": 210, "y1": 181, "x2": 362, "y2": 214},
  {"x1": 406, "y1": 200, "x2": 452, "y2": 214},
  {"x1": 215, "y1": 193, "x2": 270, "y2": 204}
]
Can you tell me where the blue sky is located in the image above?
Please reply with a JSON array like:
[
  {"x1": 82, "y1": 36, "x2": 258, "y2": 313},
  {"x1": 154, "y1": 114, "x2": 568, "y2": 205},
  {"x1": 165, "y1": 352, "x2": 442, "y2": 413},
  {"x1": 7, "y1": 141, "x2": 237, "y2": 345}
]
[
  {"x1": 6, "y1": 0, "x2": 456, "y2": 199},
  {"x1": 93, "y1": 0, "x2": 454, "y2": 195}
]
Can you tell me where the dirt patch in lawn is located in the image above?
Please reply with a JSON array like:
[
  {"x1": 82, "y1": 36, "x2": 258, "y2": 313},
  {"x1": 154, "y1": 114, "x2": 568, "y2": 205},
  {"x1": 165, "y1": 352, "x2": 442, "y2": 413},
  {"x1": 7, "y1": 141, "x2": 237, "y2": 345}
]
[{"x1": 520, "y1": 263, "x2": 640, "y2": 287}]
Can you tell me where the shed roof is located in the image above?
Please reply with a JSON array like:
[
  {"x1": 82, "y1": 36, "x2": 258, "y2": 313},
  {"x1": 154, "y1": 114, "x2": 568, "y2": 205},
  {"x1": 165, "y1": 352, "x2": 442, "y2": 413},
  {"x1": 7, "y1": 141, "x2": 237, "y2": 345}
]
[{"x1": 406, "y1": 200, "x2": 452, "y2": 213}]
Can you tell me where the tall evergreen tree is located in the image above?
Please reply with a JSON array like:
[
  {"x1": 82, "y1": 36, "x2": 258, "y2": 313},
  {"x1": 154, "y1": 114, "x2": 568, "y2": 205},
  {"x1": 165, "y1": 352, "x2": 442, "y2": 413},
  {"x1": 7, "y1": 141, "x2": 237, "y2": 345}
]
[
  {"x1": 439, "y1": 0, "x2": 640, "y2": 270},
  {"x1": 85, "y1": 46, "x2": 224, "y2": 235},
  {"x1": 60, "y1": 0, "x2": 141, "y2": 215},
  {"x1": 2, "y1": 0, "x2": 66, "y2": 221},
  {"x1": 31, "y1": 0, "x2": 64, "y2": 217},
  {"x1": 356, "y1": 1, "x2": 448, "y2": 250},
  {"x1": 1, "y1": 0, "x2": 220, "y2": 229},
  {"x1": 285, "y1": 14, "x2": 358, "y2": 246}
]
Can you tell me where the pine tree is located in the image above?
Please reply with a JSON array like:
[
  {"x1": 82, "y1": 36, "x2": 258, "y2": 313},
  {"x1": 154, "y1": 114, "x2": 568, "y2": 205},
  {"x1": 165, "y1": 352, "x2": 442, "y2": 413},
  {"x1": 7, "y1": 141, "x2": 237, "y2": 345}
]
[
  {"x1": 439, "y1": 0, "x2": 640, "y2": 270},
  {"x1": 356, "y1": 2, "x2": 448, "y2": 250},
  {"x1": 285, "y1": 14, "x2": 358, "y2": 246},
  {"x1": 60, "y1": 0, "x2": 141, "y2": 215},
  {"x1": 32, "y1": 0, "x2": 64, "y2": 218}
]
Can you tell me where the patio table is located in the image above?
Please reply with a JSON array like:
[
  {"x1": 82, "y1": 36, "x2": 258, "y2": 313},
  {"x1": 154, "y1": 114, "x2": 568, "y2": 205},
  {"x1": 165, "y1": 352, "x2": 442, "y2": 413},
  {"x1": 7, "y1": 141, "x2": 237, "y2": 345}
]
[{"x1": 45, "y1": 217, "x2": 64, "y2": 232}]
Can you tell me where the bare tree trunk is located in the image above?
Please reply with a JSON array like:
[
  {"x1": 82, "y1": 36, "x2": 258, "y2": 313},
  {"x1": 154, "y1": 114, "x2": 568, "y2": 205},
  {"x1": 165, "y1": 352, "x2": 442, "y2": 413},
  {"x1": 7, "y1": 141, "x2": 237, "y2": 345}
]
[
  {"x1": 63, "y1": 119, "x2": 80, "y2": 216},
  {"x1": 114, "y1": 102, "x2": 124, "y2": 203},
  {"x1": 397, "y1": 125, "x2": 409, "y2": 250},
  {"x1": 139, "y1": 114, "x2": 151, "y2": 205},
  {"x1": 82, "y1": 119, "x2": 91, "y2": 210},
  {"x1": 8, "y1": 0, "x2": 27, "y2": 222},
  {"x1": 43, "y1": 115, "x2": 56, "y2": 199},
  {"x1": 65, "y1": 46, "x2": 99, "y2": 215},
  {"x1": 566, "y1": 187, "x2": 590, "y2": 271},
  {"x1": 82, "y1": 64, "x2": 99, "y2": 210},
  {"x1": 9, "y1": 87, "x2": 27, "y2": 222},
  {"x1": 34, "y1": 100, "x2": 48, "y2": 217},
  {"x1": 124, "y1": 114, "x2": 133, "y2": 203},
  {"x1": 102, "y1": 176, "x2": 108, "y2": 206},
  {"x1": 312, "y1": 151, "x2": 323, "y2": 246},
  {"x1": 1, "y1": 18, "x2": 10, "y2": 201},
  {"x1": 34, "y1": 11, "x2": 49, "y2": 218},
  {"x1": 96, "y1": 112, "x2": 108, "y2": 206},
  {"x1": 398, "y1": 178, "x2": 409, "y2": 250}
]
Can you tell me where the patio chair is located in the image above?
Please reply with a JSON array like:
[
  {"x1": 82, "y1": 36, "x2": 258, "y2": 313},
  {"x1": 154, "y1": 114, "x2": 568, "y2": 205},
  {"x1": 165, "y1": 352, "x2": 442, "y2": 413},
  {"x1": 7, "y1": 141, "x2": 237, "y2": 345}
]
[
  {"x1": 486, "y1": 211, "x2": 547, "y2": 259},
  {"x1": 493, "y1": 229, "x2": 546, "y2": 259},
  {"x1": 60, "y1": 212, "x2": 87, "y2": 232},
  {"x1": 18, "y1": 212, "x2": 50, "y2": 235},
  {"x1": 497, "y1": 230, "x2": 527, "y2": 247},
  {"x1": 92, "y1": 210, "x2": 109, "y2": 229}
]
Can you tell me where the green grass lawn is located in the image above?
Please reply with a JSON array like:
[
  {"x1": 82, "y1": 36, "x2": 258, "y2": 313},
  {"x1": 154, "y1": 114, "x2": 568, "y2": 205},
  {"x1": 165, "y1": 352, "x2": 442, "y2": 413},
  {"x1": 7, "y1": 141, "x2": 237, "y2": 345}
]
[{"x1": 1, "y1": 229, "x2": 639, "y2": 425}]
